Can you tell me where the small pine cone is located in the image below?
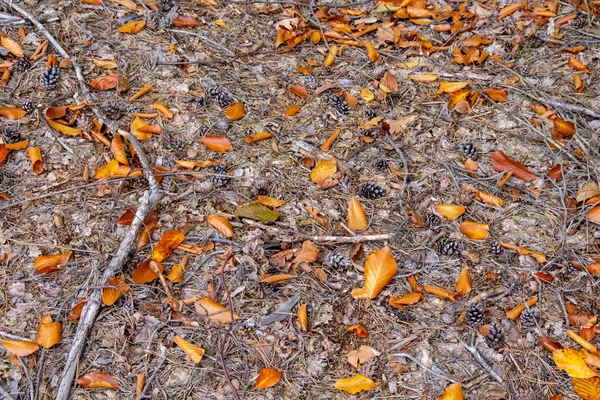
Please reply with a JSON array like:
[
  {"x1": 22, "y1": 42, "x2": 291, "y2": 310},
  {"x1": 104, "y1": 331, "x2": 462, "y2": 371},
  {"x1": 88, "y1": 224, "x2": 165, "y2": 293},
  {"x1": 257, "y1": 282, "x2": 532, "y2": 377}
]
[
  {"x1": 466, "y1": 302, "x2": 485, "y2": 326},
  {"x1": 358, "y1": 183, "x2": 386, "y2": 200},
  {"x1": 486, "y1": 322, "x2": 504, "y2": 349},
  {"x1": 0, "y1": 47, "x2": 9, "y2": 57},
  {"x1": 374, "y1": 159, "x2": 388, "y2": 171},
  {"x1": 458, "y1": 141, "x2": 478, "y2": 160},
  {"x1": 330, "y1": 94, "x2": 350, "y2": 115},
  {"x1": 490, "y1": 240, "x2": 503, "y2": 255},
  {"x1": 339, "y1": 174, "x2": 352, "y2": 193},
  {"x1": 77, "y1": 115, "x2": 94, "y2": 133},
  {"x1": 364, "y1": 108, "x2": 377, "y2": 120},
  {"x1": 324, "y1": 251, "x2": 351, "y2": 269},
  {"x1": 124, "y1": 103, "x2": 139, "y2": 114},
  {"x1": 210, "y1": 162, "x2": 230, "y2": 186},
  {"x1": 166, "y1": 137, "x2": 187, "y2": 156},
  {"x1": 162, "y1": 176, "x2": 174, "y2": 192},
  {"x1": 40, "y1": 66, "x2": 60, "y2": 90},
  {"x1": 439, "y1": 238, "x2": 461, "y2": 255},
  {"x1": 564, "y1": 263, "x2": 577, "y2": 276},
  {"x1": 22, "y1": 101, "x2": 35, "y2": 113},
  {"x1": 189, "y1": 95, "x2": 206, "y2": 108},
  {"x1": 207, "y1": 87, "x2": 233, "y2": 108},
  {"x1": 520, "y1": 307, "x2": 540, "y2": 327},
  {"x1": 252, "y1": 182, "x2": 269, "y2": 197},
  {"x1": 101, "y1": 101, "x2": 125, "y2": 120},
  {"x1": 146, "y1": 12, "x2": 159, "y2": 30},
  {"x1": 158, "y1": 13, "x2": 173, "y2": 29},
  {"x1": 396, "y1": 310, "x2": 409, "y2": 322},
  {"x1": 3, "y1": 125, "x2": 20, "y2": 144},
  {"x1": 303, "y1": 74, "x2": 318, "y2": 89},
  {"x1": 159, "y1": 0, "x2": 174, "y2": 12},
  {"x1": 424, "y1": 213, "x2": 441, "y2": 229},
  {"x1": 10, "y1": 57, "x2": 29, "y2": 72},
  {"x1": 321, "y1": 67, "x2": 333, "y2": 76}
]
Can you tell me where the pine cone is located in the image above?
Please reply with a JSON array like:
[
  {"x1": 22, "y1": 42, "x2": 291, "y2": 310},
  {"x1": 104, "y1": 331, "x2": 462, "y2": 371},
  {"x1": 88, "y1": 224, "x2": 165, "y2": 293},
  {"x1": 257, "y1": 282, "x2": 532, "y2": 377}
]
[
  {"x1": 458, "y1": 141, "x2": 478, "y2": 160},
  {"x1": 490, "y1": 240, "x2": 503, "y2": 255},
  {"x1": 146, "y1": 12, "x2": 159, "y2": 31},
  {"x1": 424, "y1": 213, "x2": 441, "y2": 229},
  {"x1": 40, "y1": 66, "x2": 60, "y2": 90},
  {"x1": 158, "y1": 13, "x2": 174, "y2": 29},
  {"x1": 364, "y1": 108, "x2": 377, "y2": 120},
  {"x1": 101, "y1": 101, "x2": 125, "y2": 120},
  {"x1": 210, "y1": 162, "x2": 230, "y2": 186},
  {"x1": 3, "y1": 125, "x2": 20, "y2": 144},
  {"x1": 159, "y1": 0, "x2": 175, "y2": 12},
  {"x1": 162, "y1": 176, "x2": 174, "y2": 192},
  {"x1": 324, "y1": 251, "x2": 351, "y2": 269},
  {"x1": 466, "y1": 302, "x2": 485, "y2": 326},
  {"x1": 358, "y1": 183, "x2": 386, "y2": 200},
  {"x1": 486, "y1": 322, "x2": 504, "y2": 349},
  {"x1": 0, "y1": 47, "x2": 8, "y2": 57},
  {"x1": 329, "y1": 94, "x2": 350, "y2": 115},
  {"x1": 252, "y1": 182, "x2": 270, "y2": 197},
  {"x1": 207, "y1": 87, "x2": 233, "y2": 108},
  {"x1": 303, "y1": 74, "x2": 318, "y2": 89},
  {"x1": 166, "y1": 137, "x2": 187, "y2": 156},
  {"x1": 374, "y1": 159, "x2": 388, "y2": 171},
  {"x1": 396, "y1": 310, "x2": 409, "y2": 322},
  {"x1": 22, "y1": 101, "x2": 35, "y2": 113},
  {"x1": 521, "y1": 307, "x2": 540, "y2": 327},
  {"x1": 439, "y1": 238, "x2": 461, "y2": 255},
  {"x1": 10, "y1": 57, "x2": 29, "y2": 72}
]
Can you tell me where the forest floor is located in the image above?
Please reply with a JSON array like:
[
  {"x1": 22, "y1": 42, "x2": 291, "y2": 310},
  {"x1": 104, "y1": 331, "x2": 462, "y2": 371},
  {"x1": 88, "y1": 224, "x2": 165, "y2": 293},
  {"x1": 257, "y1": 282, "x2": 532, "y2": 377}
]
[{"x1": 1, "y1": 0, "x2": 600, "y2": 399}]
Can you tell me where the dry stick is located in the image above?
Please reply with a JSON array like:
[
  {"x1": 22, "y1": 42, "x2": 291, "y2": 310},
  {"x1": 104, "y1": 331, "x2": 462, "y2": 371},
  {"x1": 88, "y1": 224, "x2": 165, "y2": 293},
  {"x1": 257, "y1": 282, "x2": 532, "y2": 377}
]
[
  {"x1": 503, "y1": 85, "x2": 600, "y2": 119},
  {"x1": 134, "y1": 346, "x2": 167, "y2": 400},
  {"x1": 462, "y1": 343, "x2": 503, "y2": 383},
  {"x1": 392, "y1": 353, "x2": 457, "y2": 383},
  {"x1": 168, "y1": 29, "x2": 235, "y2": 57},
  {"x1": 0, "y1": 382, "x2": 15, "y2": 400},
  {"x1": 55, "y1": 132, "x2": 162, "y2": 400}
]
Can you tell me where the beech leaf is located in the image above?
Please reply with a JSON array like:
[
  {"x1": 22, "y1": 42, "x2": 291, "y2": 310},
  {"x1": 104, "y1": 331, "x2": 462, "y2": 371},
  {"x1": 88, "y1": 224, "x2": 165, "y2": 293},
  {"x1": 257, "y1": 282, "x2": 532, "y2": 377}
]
[
  {"x1": 77, "y1": 372, "x2": 120, "y2": 389},
  {"x1": 334, "y1": 375, "x2": 377, "y2": 394},
  {"x1": 351, "y1": 246, "x2": 397, "y2": 299},
  {"x1": 491, "y1": 151, "x2": 536, "y2": 181},
  {"x1": 88, "y1": 74, "x2": 119, "y2": 90},
  {"x1": 255, "y1": 368, "x2": 282, "y2": 389},
  {"x1": 207, "y1": 214, "x2": 235, "y2": 238},
  {"x1": 200, "y1": 135, "x2": 233, "y2": 152},
  {"x1": 348, "y1": 196, "x2": 368, "y2": 231},
  {"x1": 439, "y1": 382, "x2": 463, "y2": 400},
  {"x1": 174, "y1": 336, "x2": 205, "y2": 364}
]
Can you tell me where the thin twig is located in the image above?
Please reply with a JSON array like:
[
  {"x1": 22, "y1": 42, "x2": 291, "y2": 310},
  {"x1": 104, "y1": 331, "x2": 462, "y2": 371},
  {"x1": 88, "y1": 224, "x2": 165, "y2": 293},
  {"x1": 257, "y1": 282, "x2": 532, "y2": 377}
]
[
  {"x1": 463, "y1": 343, "x2": 503, "y2": 383},
  {"x1": 0, "y1": 382, "x2": 15, "y2": 400},
  {"x1": 135, "y1": 347, "x2": 167, "y2": 400},
  {"x1": 168, "y1": 29, "x2": 235, "y2": 57},
  {"x1": 392, "y1": 352, "x2": 457, "y2": 383}
]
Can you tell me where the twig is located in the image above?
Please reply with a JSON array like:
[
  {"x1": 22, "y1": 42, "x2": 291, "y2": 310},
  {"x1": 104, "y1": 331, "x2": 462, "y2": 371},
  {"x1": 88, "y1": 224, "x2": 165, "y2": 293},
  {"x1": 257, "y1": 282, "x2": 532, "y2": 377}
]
[
  {"x1": 504, "y1": 85, "x2": 600, "y2": 118},
  {"x1": 18, "y1": 356, "x2": 34, "y2": 400},
  {"x1": 392, "y1": 352, "x2": 457, "y2": 383},
  {"x1": 463, "y1": 343, "x2": 503, "y2": 383},
  {"x1": 135, "y1": 346, "x2": 167, "y2": 400},
  {"x1": 55, "y1": 132, "x2": 162, "y2": 399},
  {"x1": 229, "y1": 0, "x2": 374, "y2": 8},
  {"x1": 0, "y1": 382, "x2": 15, "y2": 400},
  {"x1": 168, "y1": 29, "x2": 235, "y2": 57}
]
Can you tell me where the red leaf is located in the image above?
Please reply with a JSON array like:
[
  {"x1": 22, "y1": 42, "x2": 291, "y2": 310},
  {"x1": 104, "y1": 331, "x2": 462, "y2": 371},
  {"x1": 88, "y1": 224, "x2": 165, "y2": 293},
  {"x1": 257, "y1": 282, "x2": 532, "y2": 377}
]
[
  {"x1": 547, "y1": 164, "x2": 569, "y2": 181},
  {"x1": 491, "y1": 151, "x2": 536, "y2": 181},
  {"x1": 88, "y1": 74, "x2": 119, "y2": 90},
  {"x1": 173, "y1": 16, "x2": 201, "y2": 27}
]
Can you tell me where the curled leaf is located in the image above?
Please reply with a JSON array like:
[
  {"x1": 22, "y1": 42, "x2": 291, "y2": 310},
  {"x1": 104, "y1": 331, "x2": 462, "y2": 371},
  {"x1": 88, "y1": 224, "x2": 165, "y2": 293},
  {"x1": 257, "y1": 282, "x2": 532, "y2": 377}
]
[
  {"x1": 506, "y1": 297, "x2": 538, "y2": 320},
  {"x1": 34, "y1": 251, "x2": 72, "y2": 274},
  {"x1": 348, "y1": 324, "x2": 368, "y2": 338},
  {"x1": 174, "y1": 336, "x2": 205, "y2": 364},
  {"x1": 77, "y1": 372, "x2": 120, "y2": 389},
  {"x1": 423, "y1": 284, "x2": 456, "y2": 301},
  {"x1": 1, "y1": 339, "x2": 39, "y2": 356},
  {"x1": 152, "y1": 230, "x2": 185, "y2": 262},
  {"x1": 298, "y1": 304, "x2": 308, "y2": 332},
  {"x1": 27, "y1": 146, "x2": 44, "y2": 175},
  {"x1": 388, "y1": 292, "x2": 422, "y2": 309},
  {"x1": 491, "y1": 151, "x2": 536, "y2": 181}
]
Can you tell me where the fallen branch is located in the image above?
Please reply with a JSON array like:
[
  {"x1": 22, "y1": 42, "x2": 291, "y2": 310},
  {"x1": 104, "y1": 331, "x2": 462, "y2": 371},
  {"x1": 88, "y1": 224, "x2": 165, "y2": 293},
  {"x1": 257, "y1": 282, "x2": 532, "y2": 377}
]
[
  {"x1": 134, "y1": 346, "x2": 166, "y2": 400},
  {"x1": 463, "y1": 344, "x2": 503, "y2": 383},
  {"x1": 392, "y1": 352, "x2": 457, "y2": 383},
  {"x1": 55, "y1": 131, "x2": 162, "y2": 400},
  {"x1": 0, "y1": 382, "x2": 14, "y2": 400},
  {"x1": 168, "y1": 29, "x2": 235, "y2": 57}
]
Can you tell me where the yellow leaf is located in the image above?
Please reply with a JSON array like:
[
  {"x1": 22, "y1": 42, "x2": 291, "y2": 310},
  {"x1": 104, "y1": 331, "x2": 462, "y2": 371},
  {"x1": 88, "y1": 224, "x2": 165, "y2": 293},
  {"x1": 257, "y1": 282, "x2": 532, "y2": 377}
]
[
  {"x1": 437, "y1": 81, "x2": 469, "y2": 94},
  {"x1": 360, "y1": 89, "x2": 375, "y2": 102},
  {"x1": 439, "y1": 382, "x2": 463, "y2": 400},
  {"x1": 47, "y1": 119, "x2": 82, "y2": 137},
  {"x1": 166, "y1": 263, "x2": 184, "y2": 283},
  {"x1": 195, "y1": 297, "x2": 238, "y2": 323},
  {"x1": 255, "y1": 196, "x2": 286, "y2": 207},
  {"x1": 1, "y1": 36, "x2": 23, "y2": 57},
  {"x1": 225, "y1": 102, "x2": 245, "y2": 120},
  {"x1": 365, "y1": 41, "x2": 380, "y2": 62},
  {"x1": 459, "y1": 221, "x2": 489, "y2": 240},
  {"x1": 324, "y1": 45, "x2": 338, "y2": 67},
  {"x1": 130, "y1": 117, "x2": 162, "y2": 141},
  {"x1": 35, "y1": 314, "x2": 62, "y2": 349},
  {"x1": 174, "y1": 336, "x2": 205, "y2": 364},
  {"x1": 334, "y1": 374, "x2": 377, "y2": 394},
  {"x1": 255, "y1": 368, "x2": 282, "y2": 389},
  {"x1": 572, "y1": 377, "x2": 600, "y2": 400},
  {"x1": 310, "y1": 157, "x2": 337, "y2": 185},
  {"x1": 435, "y1": 204, "x2": 465, "y2": 220},
  {"x1": 1, "y1": 339, "x2": 39, "y2": 356},
  {"x1": 477, "y1": 191, "x2": 503, "y2": 207},
  {"x1": 92, "y1": 57, "x2": 118, "y2": 69},
  {"x1": 298, "y1": 304, "x2": 308, "y2": 332},
  {"x1": 348, "y1": 196, "x2": 368, "y2": 231},
  {"x1": 553, "y1": 348, "x2": 599, "y2": 378},
  {"x1": 212, "y1": 19, "x2": 226, "y2": 28},
  {"x1": 207, "y1": 214, "x2": 235, "y2": 238},
  {"x1": 455, "y1": 267, "x2": 471, "y2": 295},
  {"x1": 568, "y1": 331, "x2": 598, "y2": 355},
  {"x1": 118, "y1": 20, "x2": 146, "y2": 34},
  {"x1": 410, "y1": 74, "x2": 438, "y2": 83},
  {"x1": 351, "y1": 246, "x2": 397, "y2": 299}
]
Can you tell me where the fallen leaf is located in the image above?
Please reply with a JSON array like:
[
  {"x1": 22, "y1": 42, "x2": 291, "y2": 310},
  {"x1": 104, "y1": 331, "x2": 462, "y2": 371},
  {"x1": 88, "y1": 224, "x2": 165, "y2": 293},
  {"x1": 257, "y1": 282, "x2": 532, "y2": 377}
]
[
  {"x1": 437, "y1": 81, "x2": 469, "y2": 94},
  {"x1": 577, "y1": 183, "x2": 599, "y2": 203},
  {"x1": 379, "y1": 71, "x2": 398, "y2": 93},
  {"x1": 455, "y1": 267, "x2": 471, "y2": 295},
  {"x1": 506, "y1": 297, "x2": 538, "y2": 320},
  {"x1": 435, "y1": 204, "x2": 465, "y2": 220},
  {"x1": 439, "y1": 382, "x2": 463, "y2": 400},
  {"x1": 200, "y1": 135, "x2": 233, "y2": 152},
  {"x1": 225, "y1": 102, "x2": 245, "y2": 120},
  {"x1": 539, "y1": 336, "x2": 564, "y2": 353},
  {"x1": 118, "y1": 20, "x2": 145, "y2": 34},
  {"x1": 310, "y1": 157, "x2": 337, "y2": 185},
  {"x1": 234, "y1": 202, "x2": 280, "y2": 223},
  {"x1": 476, "y1": 191, "x2": 503, "y2": 207},
  {"x1": 77, "y1": 372, "x2": 120, "y2": 389},
  {"x1": 111, "y1": 135, "x2": 128, "y2": 165},
  {"x1": 92, "y1": 57, "x2": 117, "y2": 69},
  {"x1": 132, "y1": 259, "x2": 164, "y2": 284},
  {"x1": 289, "y1": 84, "x2": 307, "y2": 99},
  {"x1": 553, "y1": 118, "x2": 576, "y2": 138},
  {"x1": 387, "y1": 115, "x2": 417, "y2": 134},
  {"x1": 246, "y1": 131, "x2": 273, "y2": 143},
  {"x1": 320, "y1": 129, "x2": 340, "y2": 152},
  {"x1": 166, "y1": 261, "x2": 185, "y2": 283},
  {"x1": 255, "y1": 368, "x2": 282, "y2": 389},
  {"x1": 388, "y1": 292, "x2": 422, "y2": 309},
  {"x1": 102, "y1": 275, "x2": 130, "y2": 306},
  {"x1": 88, "y1": 74, "x2": 119, "y2": 90},
  {"x1": 348, "y1": 345, "x2": 380, "y2": 368},
  {"x1": 568, "y1": 331, "x2": 598, "y2": 355},
  {"x1": 553, "y1": 348, "x2": 598, "y2": 378},
  {"x1": 27, "y1": 146, "x2": 44, "y2": 175},
  {"x1": 47, "y1": 119, "x2": 82, "y2": 137},
  {"x1": 365, "y1": 41, "x2": 380, "y2": 62},
  {"x1": 547, "y1": 164, "x2": 569, "y2": 181},
  {"x1": 207, "y1": 214, "x2": 234, "y2": 238},
  {"x1": 292, "y1": 240, "x2": 319, "y2": 266},
  {"x1": 255, "y1": 196, "x2": 286, "y2": 207},
  {"x1": 174, "y1": 336, "x2": 205, "y2": 364},
  {"x1": 285, "y1": 105, "x2": 301, "y2": 116},
  {"x1": 334, "y1": 374, "x2": 377, "y2": 394},
  {"x1": 409, "y1": 74, "x2": 438, "y2": 83},
  {"x1": 572, "y1": 377, "x2": 600, "y2": 400},
  {"x1": 459, "y1": 221, "x2": 489, "y2": 240},
  {"x1": 485, "y1": 87, "x2": 507, "y2": 102},
  {"x1": 35, "y1": 314, "x2": 62, "y2": 349},
  {"x1": 348, "y1": 196, "x2": 368, "y2": 231},
  {"x1": 130, "y1": 117, "x2": 161, "y2": 141},
  {"x1": 152, "y1": 230, "x2": 185, "y2": 262},
  {"x1": 259, "y1": 273, "x2": 298, "y2": 284},
  {"x1": 129, "y1": 85, "x2": 152, "y2": 101},
  {"x1": 70, "y1": 299, "x2": 88, "y2": 322},
  {"x1": 34, "y1": 251, "x2": 72, "y2": 274},
  {"x1": 0, "y1": 106, "x2": 26, "y2": 120},
  {"x1": 423, "y1": 284, "x2": 457, "y2": 301},
  {"x1": 153, "y1": 102, "x2": 174, "y2": 119},
  {"x1": 360, "y1": 89, "x2": 375, "y2": 102},
  {"x1": 589, "y1": 206, "x2": 600, "y2": 224},
  {"x1": 491, "y1": 151, "x2": 536, "y2": 181},
  {"x1": 298, "y1": 303, "x2": 308, "y2": 332},
  {"x1": 1, "y1": 339, "x2": 39, "y2": 356},
  {"x1": 351, "y1": 246, "x2": 397, "y2": 299},
  {"x1": 323, "y1": 45, "x2": 338, "y2": 67},
  {"x1": 195, "y1": 297, "x2": 238, "y2": 323},
  {"x1": 348, "y1": 324, "x2": 368, "y2": 338},
  {"x1": 1, "y1": 36, "x2": 23, "y2": 56},
  {"x1": 499, "y1": 3, "x2": 522, "y2": 18},
  {"x1": 568, "y1": 56, "x2": 590, "y2": 73},
  {"x1": 173, "y1": 16, "x2": 201, "y2": 27}
]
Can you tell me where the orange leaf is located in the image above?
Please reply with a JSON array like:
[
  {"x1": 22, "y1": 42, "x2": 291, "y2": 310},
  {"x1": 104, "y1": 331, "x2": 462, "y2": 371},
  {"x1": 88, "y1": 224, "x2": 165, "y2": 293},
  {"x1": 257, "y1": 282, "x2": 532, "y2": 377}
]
[
  {"x1": 409, "y1": 74, "x2": 438, "y2": 83},
  {"x1": 194, "y1": 297, "x2": 238, "y2": 323},
  {"x1": 0, "y1": 36, "x2": 23, "y2": 57},
  {"x1": 553, "y1": 348, "x2": 598, "y2": 378},
  {"x1": 5, "y1": 139, "x2": 28, "y2": 150},
  {"x1": 485, "y1": 87, "x2": 507, "y2": 102},
  {"x1": 588, "y1": 206, "x2": 600, "y2": 224},
  {"x1": 298, "y1": 304, "x2": 308, "y2": 332},
  {"x1": 568, "y1": 331, "x2": 598, "y2": 355},
  {"x1": 310, "y1": 157, "x2": 337, "y2": 185},
  {"x1": 77, "y1": 372, "x2": 120, "y2": 389},
  {"x1": 323, "y1": 45, "x2": 338, "y2": 67},
  {"x1": 437, "y1": 81, "x2": 469, "y2": 94},
  {"x1": 285, "y1": 105, "x2": 301, "y2": 116},
  {"x1": 152, "y1": 230, "x2": 185, "y2": 262},
  {"x1": 129, "y1": 85, "x2": 152, "y2": 101},
  {"x1": 0, "y1": 106, "x2": 26, "y2": 120},
  {"x1": 506, "y1": 297, "x2": 538, "y2": 320},
  {"x1": 102, "y1": 275, "x2": 130, "y2": 306},
  {"x1": 348, "y1": 324, "x2": 368, "y2": 338},
  {"x1": 255, "y1": 196, "x2": 286, "y2": 207},
  {"x1": 129, "y1": 117, "x2": 161, "y2": 141},
  {"x1": 499, "y1": 3, "x2": 522, "y2": 18},
  {"x1": 491, "y1": 150, "x2": 536, "y2": 181},
  {"x1": 348, "y1": 196, "x2": 368, "y2": 231},
  {"x1": 153, "y1": 102, "x2": 173, "y2": 119},
  {"x1": 224, "y1": 102, "x2": 245, "y2": 120},
  {"x1": 27, "y1": 146, "x2": 44, "y2": 175},
  {"x1": 477, "y1": 191, "x2": 503, "y2": 207},
  {"x1": 173, "y1": 16, "x2": 201, "y2": 27},
  {"x1": 365, "y1": 41, "x2": 380, "y2": 62},
  {"x1": 47, "y1": 119, "x2": 82, "y2": 137},
  {"x1": 568, "y1": 56, "x2": 590, "y2": 73},
  {"x1": 70, "y1": 299, "x2": 88, "y2": 322},
  {"x1": 256, "y1": 368, "x2": 282, "y2": 389},
  {"x1": 460, "y1": 221, "x2": 489, "y2": 240},
  {"x1": 207, "y1": 214, "x2": 234, "y2": 238},
  {"x1": 572, "y1": 377, "x2": 600, "y2": 400},
  {"x1": 320, "y1": 129, "x2": 340, "y2": 152},
  {"x1": 118, "y1": 20, "x2": 145, "y2": 34},
  {"x1": 201, "y1": 135, "x2": 233, "y2": 152},
  {"x1": 174, "y1": 336, "x2": 205, "y2": 364},
  {"x1": 351, "y1": 246, "x2": 397, "y2": 299},
  {"x1": 435, "y1": 204, "x2": 465, "y2": 220},
  {"x1": 423, "y1": 284, "x2": 456, "y2": 301},
  {"x1": 334, "y1": 374, "x2": 377, "y2": 394},
  {"x1": 166, "y1": 259, "x2": 185, "y2": 283},
  {"x1": 132, "y1": 259, "x2": 164, "y2": 284},
  {"x1": 292, "y1": 240, "x2": 319, "y2": 266},
  {"x1": 35, "y1": 314, "x2": 62, "y2": 349},
  {"x1": 379, "y1": 71, "x2": 398, "y2": 94},
  {"x1": 547, "y1": 164, "x2": 569, "y2": 181},
  {"x1": 289, "y1": 84, "x2": 307, "y2": 99},
  {"x1": 246, "y1": 131, "x2": 273, "y2": 143},
  {"x1": 553, "y1": 118, "x2": 576, "y2": 138},
  {"x1": 94, "y1": 159, "x2": 119, "y2": 180},
  {"x1": 111, "y1": 135, "x2": 128, "y2": 165},
  {"x1": 34, "y1": 251, "x2": 72, "y2": 274},
  {"x1": 92, "y1": 57, "x2": 117, "y2": 69},
  {"x1": 88, "y1": 74, "x2": 119, "y2": 90},
  {"x1": 539, "y1": 336, "x2": 564, "y2": 353},
  {"x1": 388, "y1": 292, "x2": 422, "y2": 309},
  {"x1": 455, "y1": 267, "x2": 471, "y2": 295},
  {"x1": 534, "y1": 271, "x2": 553, "y2": 283},
  {"x1": 439, "y1": 382, "x2": 463, "y2": 400},
  {"x1": 1, "y1": 339, "x2": 39, "y2": 356}
]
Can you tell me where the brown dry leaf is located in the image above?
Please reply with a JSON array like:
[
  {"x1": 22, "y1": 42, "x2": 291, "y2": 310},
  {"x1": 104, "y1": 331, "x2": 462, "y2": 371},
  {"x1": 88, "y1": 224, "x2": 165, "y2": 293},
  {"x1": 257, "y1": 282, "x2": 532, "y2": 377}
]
[
  {"x1": 35, "y1": 314, "x2": 62, "y2": 349},
  {"x1": 34, "y1": 251, "x2": 72, "y2": 274},
  {"x1": 455, "y1": 267, "x2": 471, "y2": 295},
  {"x1": 174, "y1": 336, "x2": 205, "y2": 364},
  {"x1": 348, "y1": 196, "x2": 368, "y2": 231},
  {"x1": 439, "y1": 382, "x2": 463, "y2": 400},
  {"x1": 1, "y1": 36, "x2": 23, "y2": 56},
  {"x1": 379, "y1": 71, "x2": 398, "y2": 94},
  {"x1": 130, "y1": 117, "x2": 161, "y2": 140},
  {"x1": 388, "y1": 292, "x2": 422, "y2": 309},
  {"x1": 577, "y1": 183, "x2": 599, "y2": 203},
  {"x1": 195, "y1": 297, "x2": 238, "y2": 323},
  {"x1": 553, "y1": 348, "x2": 598, "y2": 378},
  {"x1": 435, "y1": 204, "x2": 465, "y2": 220},
  {"x1": 323, "y1": 45, "x2": 338, "y2": 67},
  {"x1": 246, "y1": 131, "x2": 273, "y2": 143},
  {"x1": 292, "y1": 240, "x2": 319, "y2": 266},
  {"x1": 207, "y1": 214, "x2": 234, "y2": 238},
  {"x1": 499, "y1": 3, "x2": 522, "y2": 18},
  {"x1": 27, "y1": 146, "x2": 44, "y2": 175},
  {"x1": 102, "y1": 275, "x2": 130, "y2": 306},
  {"x1": 310, "y1": 157, "x2": 337, "y2": 185},
  {"x1": 485, "y1": 87, "x2": 507, "y2": 102},
  {"x1": 285, "y1": 105, "x2": 301, "y2": 116},
  {"x1": 477, "y1": 191, "x2": 503, "y2": 207},
  {"x1": 568, "y1": 331, "x2": 598, "y2": 355},
  {"x1": 334, "y1": 375, "x2": 377, "y2": 394},
  {"x1": 348, "y1": 324, "x2": 368, "y2": 338},
  {"x1": 351, "y1": 246, "x2": 397, "y2": 299},
  {"x1": 110, "y1": 135, "x2": 128, "y2": 165},
  {"x1": 320, "y1": 130, "x2": 340, "y2": 152},
  {"x1": 70, "y1": 299, "x2": 88, "y2": 322},
  {"x1": 553, "y1": 118, "x2": 576, "y2": 138},
  {"x1": 259, "y1": 273, "x2": 297, "y2": 284},
  {"x1": 464, "y1": 158, "x2": 478, "y2": 171},
  {"x1": 256, "y1": 368, "x2": 282, "y2": 389},
  {"x1": 365, "y1": 41, "x2": 380, "y2": 62},
  {"x1": 153, "y1": 102, "x2": 174, "y2": 119},
  {"x1": 459, "y1": 221, "x2": 489, "y2": 240},
  {"x1": 118, "y1": 20, "x2": 146, "y2": 34},
  {"x1": 423, "y1": 284, "x2": 457, "y2": 301},
  {"x1": 387, "y1": 115, "x2": 417, "y2": 134},
  {"x1": 255, "y1": 196, "x2": 286, "y2": 208},
  {"x1": 547, "y1": 164, "x2": 569, "y2": 181},
  {"x1": 506, "y1": 297, "x2": 538, "y2": 320},
  {"x1": 572, "y1": 377, "x2": 600, "y2": 400},
  {"x1": 568, "y1": 56, "x2": 590, "y2": 73},
  {"x1": 589, "y1": 206, "x2": 600, "y2": 224},
  {"x1": 289, "y1": 84, "x2": 307, "y2": 99},
  {"x1": 152, "y1": 230, "x2": 185, "y2": 262},
  {"x1": 92, "y1": 57, "x2": 117, "y2": 69},
  {"x1": 348, "y1": 345, "x2": 380, "y2": 368},
  {"x1": 298, "y1": 303, "x2": 308, "y2": 332},
  {"x1": 1, "y1": 339, "x2": 39, "y2": 356},
  {"x1": 437, "y1": 81, "x2": 469, "y2": 94},
  {"x1": 225, "y1": 102, "x2": 245, "y2": 120},
  {"x1": 200, "y1": 135, "x2": 233, "y2": 152},
  {"x1": 491, "y1": 151, "x2": 536, "y2": 181},
  {"x1": 409, "y1": 74, "x2": 438, "y2": 83},
  {"x1": 47, "y1": 119, "x2": 82, "y2": 137},
  {"x1": 89, "y1": 74, "x2": 119, "y2": 90},
  {"x1": 0, "y1": 106, "x2": 26, "y2": 120},
  {"x1": 77, "y1": 372, "x2": 120, "y2": 389}
]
